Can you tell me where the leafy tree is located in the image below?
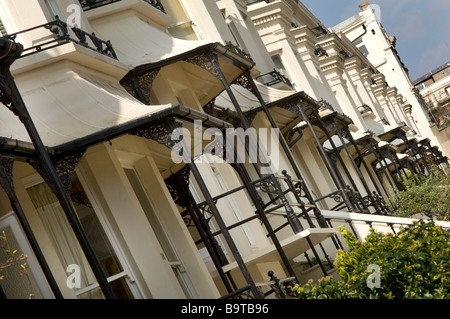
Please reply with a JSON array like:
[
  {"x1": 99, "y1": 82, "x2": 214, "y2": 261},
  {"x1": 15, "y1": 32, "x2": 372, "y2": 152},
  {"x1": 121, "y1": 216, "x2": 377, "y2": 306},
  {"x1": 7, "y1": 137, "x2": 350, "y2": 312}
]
[
  {"x1": 0, "y1": 230, "x2": 33, "y2": 298},
  {"x1": 292, "y1": 220, "x2": 450, "y2": 299},
  {"x1": 390, "y1": 166, "x2": 450, "y2": 221}
]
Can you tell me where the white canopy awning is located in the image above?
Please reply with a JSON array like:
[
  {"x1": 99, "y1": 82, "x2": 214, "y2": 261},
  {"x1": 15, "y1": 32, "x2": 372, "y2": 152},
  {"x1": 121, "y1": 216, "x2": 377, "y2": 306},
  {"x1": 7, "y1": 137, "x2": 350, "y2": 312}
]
[
  {"x1": 322, "y1": 131, "x2": 369, "y2": 151},
  {"x1": 0, "y1": 67, "x2": 171, "y2": 147},
  {"x1": 364, "y1": 117, "x2": 399, "y2": 136},
  {"x1": 214, "y1": 83, "x2": 296, "y2": 112},
  {"x1": 375, "y1": 153, "x2": 410, "y2": 169},
  {"x1": 91, "y1": 12, "x2": 212, "y2": 68}
]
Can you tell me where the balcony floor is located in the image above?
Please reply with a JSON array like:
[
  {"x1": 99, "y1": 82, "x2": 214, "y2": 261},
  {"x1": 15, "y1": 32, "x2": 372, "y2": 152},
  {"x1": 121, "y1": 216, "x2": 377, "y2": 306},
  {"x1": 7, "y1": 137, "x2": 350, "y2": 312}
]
[{"x1": 222, "y1": 228, "x2": 336, "y2": 273}]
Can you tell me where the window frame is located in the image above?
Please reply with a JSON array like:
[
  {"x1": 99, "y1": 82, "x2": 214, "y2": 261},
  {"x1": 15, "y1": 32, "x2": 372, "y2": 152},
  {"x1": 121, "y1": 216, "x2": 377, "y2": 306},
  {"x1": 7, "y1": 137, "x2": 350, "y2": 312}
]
[{"x1": 22, "y1": 170, "x2": 144, "y2": 299}]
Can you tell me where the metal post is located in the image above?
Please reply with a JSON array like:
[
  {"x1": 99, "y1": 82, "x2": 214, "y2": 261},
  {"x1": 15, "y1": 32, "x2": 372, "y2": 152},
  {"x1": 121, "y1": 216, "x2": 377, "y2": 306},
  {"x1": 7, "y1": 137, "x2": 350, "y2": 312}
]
[
  {"x1": 374, "y1": 142, "x2": 398, "y2": 192},
  {"x1": 387, "y1": 148, "x2": 404, "y2": 183},
  {"x1": 301, "y1": 108, "x2": 355, "y2": 211},
  {"x1": 322, "y1": 121, "x2": 369, "y2": 212},
  {"x1": 0, "y1": 39, "x2": 114, "y2": 299},
  {"x1": 242, "y1": 70, "x2": 328, "y2": 228},
  {"x1": 208, "y1": 53, "x2": 303, "y2": 234},
  {"x1": 334, "y1": 125, "x2": 380, "y2": 214},
  {"x1": 185, "y1": 147, "x2": 263, "y2": 299},
  {"x1": 352, "y1": 138, "x2": 388, "y2": 212},
  {"x1": 363, "y1": 140, "x2": 393, "y2": 198},
  {"x1": 0, "y1": 156, "x2": 63, "y2": 299},
  {"x1": 229, "y1": 148, "x2": 301, "y2": 280},
  {"x1": 418, "y1": 145, "x2": 431, "y2": 174},
  {"x1": 187, "y1": 195, "x2": 234, "y2": 294}
]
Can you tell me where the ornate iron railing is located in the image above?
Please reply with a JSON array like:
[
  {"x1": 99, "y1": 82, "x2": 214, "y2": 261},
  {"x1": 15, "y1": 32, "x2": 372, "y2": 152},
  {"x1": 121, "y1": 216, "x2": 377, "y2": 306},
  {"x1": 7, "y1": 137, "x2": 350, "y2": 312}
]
[
  {"x1": 318, "y1": 98, "x2": 335, "y2": 112},
  {"x1": 358, "y1": 103, "x2": 373, "y2": 114},
  {"x1": 311, "y1": 25, "x2": 328, "y2": 36},
  {"x1": 80, "y1": 0, "x2": 166, "y2": 14},
  {"x1": 4, "y1": 16, "x2": 117, "y2": 59},
  {"x1": 314, "y1": 186, "x2": 369, "y2": 214},
  {"x1": 255, "y1": 69, "x2": 293, "y2": 87},
  {"x1": 225, "y1": 41, "x2": 253, "y2": 61},
  {"x1": 313, "y1": 44, "x2": 328, "y2": 57},
  {"x1": 219, "y1": 271, "x2": 297, "y2": 299}
]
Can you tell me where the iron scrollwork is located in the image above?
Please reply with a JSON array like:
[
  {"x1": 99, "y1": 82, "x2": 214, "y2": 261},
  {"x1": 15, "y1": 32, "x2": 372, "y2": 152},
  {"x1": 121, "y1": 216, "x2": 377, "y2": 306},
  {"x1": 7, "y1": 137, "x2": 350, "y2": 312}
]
[
  {"x1": 70, "y1": 189, "x2": 93, "y2": 209},
  {"x1": 179, "y1": 210, "x2": 195, "y2": 227},
  {"x1": 121, "y1": 68, "x2": 161, "y2": 105},
  {"x1": 254, "y1": 176, "x2": 279, "y2": 196},
  {"x1": 232, "y1": 74, "x2": 257, "y2": 96},
  {"x1": 0, "y1": 155, "x2": 16, "y2": 202},
  {"x1": 5, "y1": 16, "x2": 117, "y2": 60},
  {"x1": 130, "y1": 118, "x2": 182, "y2": 150},
  {"x1": 0, "y1": 57, "x2": 30, "y2": 122},
  {"x1": 197, "y1": 199, "x2": 217, "y2": 224},
  {"x1": 27, "y1": 149, "x2": 86, "y2": 195},
  {"x1": 184, "y1": 53, "x2": 220, "y2": 78},
  {"x1": 164, "y1": 165, "x2": 191, "y2": 210},
  {"x1": 331, "y1": 191, "x2": 343, "y2": 203},
  {"x1": 80, "y1": 0, "x2": 166, "y2": 14},
  {"x1": 53, "y1": 151, "x2": 86, "y2": 193},
  {"x1": 257, "y1": 271, "x2": 298, "y2": 299},
  {"x1": 278, "y1": 100, "x2": 304, "y2": 120}
]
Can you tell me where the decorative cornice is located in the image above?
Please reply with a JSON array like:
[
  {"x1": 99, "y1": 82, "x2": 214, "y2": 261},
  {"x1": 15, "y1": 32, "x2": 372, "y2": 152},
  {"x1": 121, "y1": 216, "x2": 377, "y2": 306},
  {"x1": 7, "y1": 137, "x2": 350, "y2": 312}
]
[
  {"x1": 248, "y1": 0, "x2": 293, "y2": 30},
  {"x1": 252, "y1": 12, "x2": 285, "y2": 27},
  {"x1": 344, "y1": 56, "x2": 361, "y2": 72},
  {"x1": 386, "y1": 86, "x2": 398, "y2": 97},
  {"x1": 292, "y1": 26, "x2": 316, "y2": 46},
  {"x1": 402, "y1": 103, "x2": 412, "y2": 114},
  {"x1": 318, "y1": 55, "x2": 344, "y2": 74}
]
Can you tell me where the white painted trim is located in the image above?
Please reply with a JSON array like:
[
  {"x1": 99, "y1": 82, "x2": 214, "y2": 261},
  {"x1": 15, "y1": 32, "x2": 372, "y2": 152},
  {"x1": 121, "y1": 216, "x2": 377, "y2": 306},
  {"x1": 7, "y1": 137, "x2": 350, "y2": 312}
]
[{"x1": 0, "y1": 212, "x2": 54, "y2": 299}]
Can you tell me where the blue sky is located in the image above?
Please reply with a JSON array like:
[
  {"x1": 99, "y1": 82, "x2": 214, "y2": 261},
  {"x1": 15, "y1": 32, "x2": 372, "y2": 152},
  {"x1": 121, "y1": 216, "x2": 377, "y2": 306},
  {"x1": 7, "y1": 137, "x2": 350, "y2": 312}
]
[{"x1": 300, "y1": 0, "x2": 450, "y2": 82}]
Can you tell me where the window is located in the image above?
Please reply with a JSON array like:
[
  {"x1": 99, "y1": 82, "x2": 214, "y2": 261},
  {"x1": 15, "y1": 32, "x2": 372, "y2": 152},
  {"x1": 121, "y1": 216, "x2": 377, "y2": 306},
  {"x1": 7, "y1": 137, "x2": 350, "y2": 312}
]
[
  {"x1": 0, "y1": 213, "x2": 53, "y2": 298},
  {"x1": 123, "y1": 166, "x2": 199, "y2": 299},
  {"x1": 415, "y1": 83, "x2": 426, "y2": 91},
  {"x1": 25, "y1": 174, "x2": 141, "y2": 299},
  {"x1": 221, "y1": 11, "x2": 249, "y2": 55},
  {"x1": 271, "y1": 54, "x2": 286, "y2": 73},
  {"x1": 354, "y1": 39, "x2": 370, "y2": 57}
]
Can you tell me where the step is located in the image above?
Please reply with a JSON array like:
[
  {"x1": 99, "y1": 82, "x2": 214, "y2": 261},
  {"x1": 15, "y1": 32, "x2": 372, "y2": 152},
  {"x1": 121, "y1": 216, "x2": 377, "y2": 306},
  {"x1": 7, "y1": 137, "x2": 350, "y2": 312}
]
[{"x1": 222, "y1": 228, "x2": 336, "y2": 274}]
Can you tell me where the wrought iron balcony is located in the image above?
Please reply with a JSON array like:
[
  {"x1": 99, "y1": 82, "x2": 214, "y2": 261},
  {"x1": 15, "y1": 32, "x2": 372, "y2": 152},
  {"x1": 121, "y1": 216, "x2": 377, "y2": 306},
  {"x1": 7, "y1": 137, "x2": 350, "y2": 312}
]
[
  {"x1": 4, "y1": 16, "x2": 117, "y2": 59},
  {"x1": 358, "y1": 103, "x2": 373, "y2": 114},
  {"x1": 255, "y1": 69, "x2": 293, "y2": 88},
  {"x1": 80, "y1": 0, "x2": 166, "y2": 14},
  {"x1": 225, "y1": 41, "x2": 253, "y2": 61},
  {"x1": 378, "y1": 118, "x2": 390, "y2": 125},
  {"x1": 318, "y1": 98, "x2": 335, "y2": 112},
  {"x1": 311, "y1": 25, "x2": 328, "y2": 37},
  {"x1": 313, "y1": 44, "x2": 328, "y2": 57}
]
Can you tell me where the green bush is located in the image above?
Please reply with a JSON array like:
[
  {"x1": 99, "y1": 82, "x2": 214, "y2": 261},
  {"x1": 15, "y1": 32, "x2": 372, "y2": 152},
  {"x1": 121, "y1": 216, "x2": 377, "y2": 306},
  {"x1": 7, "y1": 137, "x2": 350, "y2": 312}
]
[
  {"x1": 390, "y1": 166, "x2": 450, "y2": 221},
  {"x1": 292, "y1": 220, "x2": 450, "y2": 299}
]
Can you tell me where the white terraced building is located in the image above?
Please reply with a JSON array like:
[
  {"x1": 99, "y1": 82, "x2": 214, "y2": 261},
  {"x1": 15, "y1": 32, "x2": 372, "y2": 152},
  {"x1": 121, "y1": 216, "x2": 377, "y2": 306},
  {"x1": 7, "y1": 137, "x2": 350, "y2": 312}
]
[{"x1": 0, "y1": 0, "x2": 448, "y2": 299}]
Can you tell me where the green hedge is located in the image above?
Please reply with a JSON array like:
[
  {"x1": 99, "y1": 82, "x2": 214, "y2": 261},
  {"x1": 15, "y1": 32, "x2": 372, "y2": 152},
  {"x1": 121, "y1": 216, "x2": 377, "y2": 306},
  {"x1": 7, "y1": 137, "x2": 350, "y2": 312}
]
[{"x1": 292, "y1": 220, "x2": 450, "y2": 299}]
